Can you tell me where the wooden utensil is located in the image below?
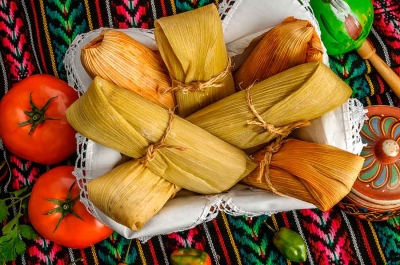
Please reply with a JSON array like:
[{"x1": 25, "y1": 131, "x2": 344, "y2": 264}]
[{"x1": 310, "y1": 0, "x2": 400, "y2": 97}]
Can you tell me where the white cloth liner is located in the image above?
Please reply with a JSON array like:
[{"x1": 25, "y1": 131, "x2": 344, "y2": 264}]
[{"x1": 64, "y1": 0, "x2": 367, "y2": 241}]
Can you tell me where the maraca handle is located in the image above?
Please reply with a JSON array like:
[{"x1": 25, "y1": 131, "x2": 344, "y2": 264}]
[{"x1": 357, "y1": 40, "x2": 400, "y2": 98}]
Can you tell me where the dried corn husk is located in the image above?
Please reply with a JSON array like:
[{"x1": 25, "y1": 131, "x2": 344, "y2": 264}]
[
  {"x1": 241, "y1": 139, "x2": 365, "y2": 211},
  {"x1": 80, "y1": 29, "x2": 175, "y2": 109},
  {"x1": 187, "y1": 62, "x2": 352, "y2": 150},
  {"x1": 88, "y1": 159, "x2": 180, "y2": 231},
  {"x1": 154, "y1": 4, "x2": 235, "y2": 118},
  {"x1": 234, "y1": 17, "x2": 323, "y2": 90},
  {"x1": 66, "y1": 76, "x2": 256, "y2": 194}
]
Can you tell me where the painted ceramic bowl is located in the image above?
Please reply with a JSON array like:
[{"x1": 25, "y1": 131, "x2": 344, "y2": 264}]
[{"x1": 338, "y1": 106, "x2": 400, "y2": 221}]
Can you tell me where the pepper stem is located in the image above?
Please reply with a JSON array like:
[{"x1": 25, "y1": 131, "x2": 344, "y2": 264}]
[{"x1": 67, "y1": 258, "x2": 84, "y2": 265}]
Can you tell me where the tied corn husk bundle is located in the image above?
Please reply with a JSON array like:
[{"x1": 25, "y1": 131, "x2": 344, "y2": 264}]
[
  {"x1": 241, "y1": 139, "x2": 365, "y2": 211},
  {"x1": 154, "y1": 4, "x2": 236, "y2": 118},
  {"x1": 80, "y1": 29, "x2": 175, "y2": 109},
  {"x1": 187, "y1": 62, "x2": 352, "y2": 150},
  {"x1": 234, "y1": 17, "x2": 324, "y2": 90},
  {"x1": 88, "y1": 159, "x2": 180, "y2": 231},
  {"x1": 66, "y1": 76, "x2": 256, "y2": 194}
]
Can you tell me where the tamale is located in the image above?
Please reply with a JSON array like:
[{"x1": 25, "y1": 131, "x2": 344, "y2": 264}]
[
  {"x1": 80, "y1": 29, "x2": 175, "y2": 109},
  {"x1": 187, "y1": 62, "x2": 352, "y2": 150},
  {"x1": 66, "y1": 76, "x2": 256, "y2": 194},
  {"x1": 154, "y1": 4, "x2": 235, "y2": 118},
  {"x1": 234, "y1": 17, "x2": 323, "y2": 90},
  {"x1": 241, "y1": 139, "x2": 365, "y2": 211},
  {"x1": 88, "y1": 159, "x2": 180, "y2": 231}
]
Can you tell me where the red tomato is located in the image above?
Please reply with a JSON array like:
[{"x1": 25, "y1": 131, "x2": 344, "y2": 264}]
[
  {"x1": 28, "y1": 166, "x2": 113, "y2": 248},
  {"x1": 0, "y1": 74, "x2": 78, "y2": 164}
]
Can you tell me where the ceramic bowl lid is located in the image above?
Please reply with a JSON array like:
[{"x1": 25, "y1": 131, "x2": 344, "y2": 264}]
[{"x1": 352, "y1": 105, "x2": 400, "y2": 209}]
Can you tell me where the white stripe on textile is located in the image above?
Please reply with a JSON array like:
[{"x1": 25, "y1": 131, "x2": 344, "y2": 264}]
[
  {"x1": 202, "y1": 222, "x2": 220, "y2": 265},
  {"x1": 21, "y1": 0, "x2": 43, "y2": 73},
  {"x1": 341, "y1": 210, "x2": 365, "y2": 265},
  {"x1": 371, "y1": 27, "x2": 391, "y2": 67},
  {"x1": 106, "y1": 0, "x2": 114, "y2": 28},
  {"x1": 293, "y1": 210, "x2": 315, "y2": 265},
  {"x1": 158, "y1": 235, "x2": 170, "y2": 265}
]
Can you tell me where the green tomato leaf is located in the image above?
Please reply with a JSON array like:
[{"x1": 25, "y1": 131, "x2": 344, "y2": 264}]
[
  {"x1": 0, "y1": 230, "x2": 13, "y2": 244},
  {"x1": 19, "y1": 224, "x2": 38, "y2": 240},
  {"x1": 0, "y1": 252, "x2": 5, "y2": 264},
  {"x1": 1, "y1": 227, "x2": 19, "y2": 261},
  {"x1": 14, "y1": 236, "x2": 27, "y2": 257},
  {"x1": 2, "y1": 213, "x2": 22, "y2": 235},
  {"x1": 9, "y1": 187, "x2": 29, "y2": 198},
  {"x1": 0, "y1": 199, "x2": 9, "y2": 222}
]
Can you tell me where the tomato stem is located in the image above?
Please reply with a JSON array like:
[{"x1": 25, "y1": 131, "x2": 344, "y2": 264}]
[
  {"x1": 18, "y1": 92, "x2": 59, "y2": 134},
  {"x1": 43, "y1": 181, "x2": 85, "y2": 233}
]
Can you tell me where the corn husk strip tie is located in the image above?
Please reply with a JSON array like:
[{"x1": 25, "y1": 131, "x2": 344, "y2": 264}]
[
  {"x1": 164, "y1": 57, "x2": 232, "y2": 94},
  {"x1": 245, "y1": 86, "x2": 311, "y2": 135},
  {"x1": 138, "y1": 109, "x2": 187, "y2": 166},
  {"x1": 258, "y1": 137, "x2": 290, "y2": 196}
]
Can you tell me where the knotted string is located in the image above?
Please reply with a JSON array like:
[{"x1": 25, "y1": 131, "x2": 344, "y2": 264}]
[
  {"x1": 258, "y1": 136, "x2": 290, "y2": 196},
  {"x1": 138, "y1": 109, "x2": 186, "y2": 167},
  {"x1": 163, "y1": 56, "x2": 232, "y2": 94},
  {"x1": 245, "y1": 85, "x2": 310, "y2": 195},
  {"x1": 245, "y1": 86, "x2": 310, "y2": 135}
]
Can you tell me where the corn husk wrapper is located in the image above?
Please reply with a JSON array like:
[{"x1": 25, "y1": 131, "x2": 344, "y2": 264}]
[
  {"x1": 80, "y1": 29, "x2": 175, "y2": 109},
  {"x1": 234, "y1": 17, "x2": 324, "y2": 90},
  {"x1": 88, "y1": 159, "x2": 180, "y2": 231},
  {"x1": 66, "y1": 77, "x2": 255, "y2": 194},
  {"x1": 187, "y1": 62, "x2": 352, "y2": 150},
  {"x1": 154, "y1": 4, "x2": 236, "y2": 118},
  {"x1": 241, "y1": 139, "x2": 365, "y2": 211}
]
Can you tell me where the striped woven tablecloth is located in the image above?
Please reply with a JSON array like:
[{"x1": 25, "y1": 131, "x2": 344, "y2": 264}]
[{"x1": 0, "y1": 0, "x2": 399, "y2": 264}]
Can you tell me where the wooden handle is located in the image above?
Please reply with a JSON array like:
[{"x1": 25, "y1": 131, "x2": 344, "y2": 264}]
[{"x1": 357, "y1": 40, "x2": 400, "y2": 98}]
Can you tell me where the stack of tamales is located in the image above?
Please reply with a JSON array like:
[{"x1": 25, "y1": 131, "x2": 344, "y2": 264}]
[
  {"x1": 68, "y1": 4, "x2": 365, "y2": 231},
  {"x1": 66, "y1": 76, "x2": 256, "y2": 230}
]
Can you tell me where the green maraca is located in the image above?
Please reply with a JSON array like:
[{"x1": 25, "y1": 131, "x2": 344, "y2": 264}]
[{"x1": 310, "y1": 0, "x2": 400, "y2": 97}]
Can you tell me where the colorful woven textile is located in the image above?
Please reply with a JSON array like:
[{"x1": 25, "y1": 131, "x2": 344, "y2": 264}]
[{"x1": 0, "y1": 0, "x2": 400, "y2": 264}]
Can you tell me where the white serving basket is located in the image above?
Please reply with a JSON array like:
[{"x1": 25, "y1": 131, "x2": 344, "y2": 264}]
[{"x1": 64, "y1": 0, "x2": 367, "y2": 241}]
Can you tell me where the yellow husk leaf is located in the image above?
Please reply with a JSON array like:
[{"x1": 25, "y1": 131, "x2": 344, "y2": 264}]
[
  {"x1": 234, "y1": 17, "x2": 324, "y2": 90},
  {"x1": 154, "y1": 4, "x2": 236, "y2": 118},
  {"x1": 241, "y1": 139, "x2": 365, "y2": 211},
  {"x1": 80, "y1": 29, "x2": 175, "y2": 109},
  {"x1": 66, "y1": 76, "x2": 255, "y2": 194},
  {"x1": 88, "y1": 159, "x2": 180, "y2": 231},
  {"x1": 187, "y1": 62, "x2": 352, "y2": 150}
]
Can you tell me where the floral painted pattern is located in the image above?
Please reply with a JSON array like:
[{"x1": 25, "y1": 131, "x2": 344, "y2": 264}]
[{"x1": 360, "y1": 115, "x2": 400, "y2": 189}]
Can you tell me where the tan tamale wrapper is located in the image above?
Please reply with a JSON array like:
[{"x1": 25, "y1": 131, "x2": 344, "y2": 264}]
[
  {"x1": 88, "y1": 159, "x2": 180, "y2": 231},
  {"x1": 241, "y1": 139, "x2": 365, "y2": 211},
  {"x1": 80, "y1": 29, "x2": 175, "y2": 109},
  {"x1": 154, "y1": 4, "x2": 235, "y2": 118},
  {"x1": 66, "y1": 76, "x2": 256, "y2": 194},
  {"x1": 186, "y1": 62, "x2": 352, "y2": 150},
  {"x1": 234, "y1": 17, "x2": 324, "y2": 90}
]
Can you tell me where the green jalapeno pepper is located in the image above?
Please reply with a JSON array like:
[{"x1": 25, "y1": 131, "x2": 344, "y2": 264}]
[
  {"x1": 266, "y1": 222, "x2": 307, "y2": 263},
  {"x1": 170, "y1": 248, "x2": 212, "y2": 265}
]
